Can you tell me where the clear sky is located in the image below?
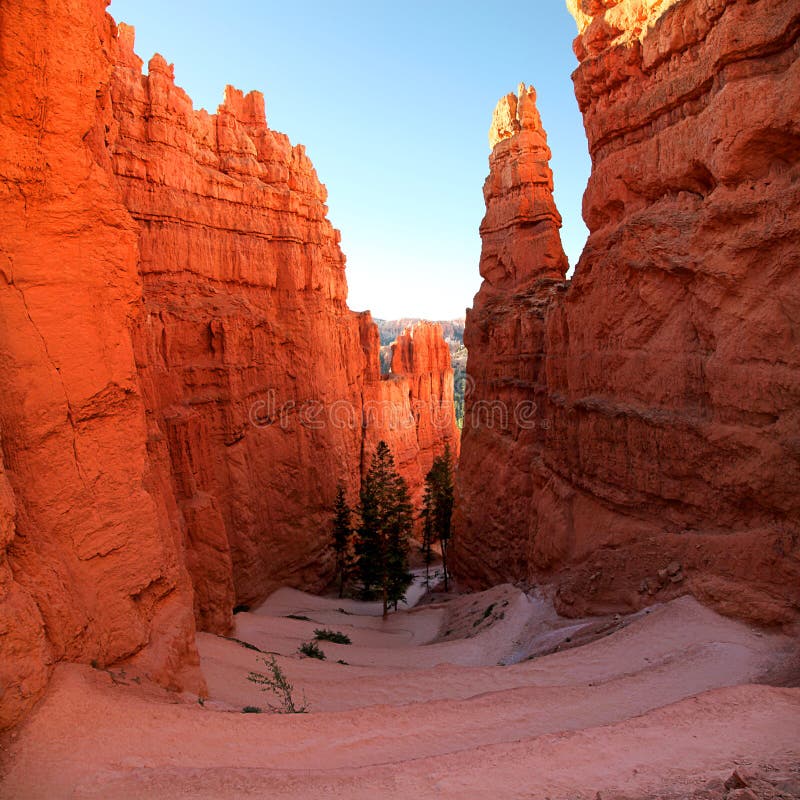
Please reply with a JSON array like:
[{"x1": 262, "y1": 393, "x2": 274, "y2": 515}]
[{"x1": 108, "y1": 0, "x2": 590, "y2": 320}]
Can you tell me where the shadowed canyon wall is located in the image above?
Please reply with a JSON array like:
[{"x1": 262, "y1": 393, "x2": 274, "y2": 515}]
[
  {"x1": 0, "y1": 2, "x2": 457, "y2": 726},
  {"x1": 456, "y1": 0, "x2": 800, "y2": 625}
]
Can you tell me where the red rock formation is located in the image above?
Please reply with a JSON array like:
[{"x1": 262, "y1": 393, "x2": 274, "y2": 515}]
[
  {"x1": 110, "y1": 27, "x2": 368, "y2": 626},
  {"x1": 109, "y1": 28, "x2": 459, "y2": 621},
  {"x1": 0, "y1": 0, "x2": 204, "y2": 728},
  {"x1": 457, "y1": 0, "x2": 800, "y2": 625},
  {"x1": 390, "y1": 321, "x2": 460, "y2": 473},
  {"x1": 361, "y1": 322, "x2": 461, "y2": 513},
  {"x1": 0, "y1": 0, "x2": 460, "y2": 723},
  {"x1": 457, "y1": 84, "x2": 571, "y2": 588},
  {"x1": 0, "y1": 2, "x2": 460, "y2": 728}
]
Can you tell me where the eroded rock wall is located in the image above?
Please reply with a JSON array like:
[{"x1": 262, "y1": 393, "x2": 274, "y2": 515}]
[
  {"x1": 110, "y1": 29, "x2": 371, "y2": 625},
  {"x1": 109, "y1": 29, "x2": 460, "y2": 620},
  {"x1": 457, "y1": 0, "x2": 800, "y2": 624},
  {"x1": 0, "y1": 0, "x2": 204, "y2": 728},
  {"x1": 381, "y1": 322, "x2": 461, "y2": 510},
  {"x1": 0, "y1": 2, "x2": 460, "y2": 727}
]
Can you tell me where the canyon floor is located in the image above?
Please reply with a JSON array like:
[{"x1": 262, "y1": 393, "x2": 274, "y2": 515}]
[{"x1": 2, "y1": 576, "x2": 799, "y2": 799}]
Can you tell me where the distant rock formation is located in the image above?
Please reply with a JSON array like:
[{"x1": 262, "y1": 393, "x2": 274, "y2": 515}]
[
  {"x1": 375, "y1": 318, "x2": 467, "y2": 427},
  {"x1": 375, "y1": 318, "x2": 465, "y2": 348},
  {"x1": 388, "y1": 322, "x2": 461, "y2": 504},
  {"x1": 0, "y1": 2, "x2": 458, "y2": 727},
  {"x1": 457, "y1": 0, "x2": 800, "y2": 626}
]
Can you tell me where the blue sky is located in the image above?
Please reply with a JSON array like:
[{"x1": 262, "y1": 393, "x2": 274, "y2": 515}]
[{"x1": 108, "y1": 0, "x2": 590, "y2": 320}]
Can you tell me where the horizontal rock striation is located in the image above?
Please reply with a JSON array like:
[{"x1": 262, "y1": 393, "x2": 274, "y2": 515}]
[
  {"x1": 111, "y1": 27, "x2": 372, "y2": 629},
  {"x1": 0, "y1": 0, "x2": 204, "y2": 728},
  {"x1": 456, "y1": 0, "x2": 800, "y2": 624},
  {"x1": 0, "y1": 4, "x2": 459, "y2": 726}
]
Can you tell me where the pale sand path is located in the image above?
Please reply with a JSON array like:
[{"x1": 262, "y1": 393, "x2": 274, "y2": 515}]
[{"x1": 1, "y1": 588, "x2": 797, "y2": 799}]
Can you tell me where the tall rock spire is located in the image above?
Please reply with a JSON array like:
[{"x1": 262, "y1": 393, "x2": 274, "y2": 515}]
[
  {"x1": 479, "y1": 84, "x2": 568, "y2": 295},
  {"x1": 456, "y1": 86, "x2": 570, "y2": 587},
  {"x1": 457, "y1": 0, "x2": 800, "y2": 627}
]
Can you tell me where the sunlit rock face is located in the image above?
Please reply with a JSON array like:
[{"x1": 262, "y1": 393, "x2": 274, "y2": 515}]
[
  {"x1": 387, "y1": 322, "x2": 461, "y2": 510},
  {"x1": 456, "y1": 0, "x2": 800, "y2": 625},
  {"x1": 110, "y1": 29, "x2": 460, "y2": 622},
  {"x1": 0, "y1": 0, "x2": 206, "y2": 729},
  {"x1": 111, "y1": 25, "x2": 374, "y2": 630},
  {"x1": 0, "y1": 2, "x2": 458, "y2": 727}
]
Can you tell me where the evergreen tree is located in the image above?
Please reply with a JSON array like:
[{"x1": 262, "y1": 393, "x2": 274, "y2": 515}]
[
  {"x1": 356, "y1": 441, "x2": 413, "y2": 617},
  {"x1": 355, "y1": 467, "x2": 383, "y2": 599},
  {"x1": 385, "y1": 475, "x2": 414, "y2": 612},
  {"x1": 422, "y1": 443, "x2": 455, "y2": 591},
  {"x1": 332, "y1": 485, "x2": 353, "y2": 598},
  {"x1": 420, "y1": 483, "x2": 435, "y2": 587}
]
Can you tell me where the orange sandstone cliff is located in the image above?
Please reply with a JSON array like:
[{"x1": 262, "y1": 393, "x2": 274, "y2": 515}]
[
  {"x1": 0, "y1": 0, "x2": 204, "y2": 727},
  {"x1": 0, "y1": 2, "x2": 457, "y2": 727},
  {"x1": 456, "y1": 0, "x2": 800, "y2": 624},
  {"x1": 110, "y1": 28, "x2": 378, "y2": 630}
]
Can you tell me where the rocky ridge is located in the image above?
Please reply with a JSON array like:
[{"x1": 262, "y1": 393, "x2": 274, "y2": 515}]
[{"x1": 456, "y1": 0, "x2": 800, "y2": 624}]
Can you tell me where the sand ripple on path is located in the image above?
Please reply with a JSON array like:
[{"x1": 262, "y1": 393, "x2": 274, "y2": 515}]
[{"x1": 2, "y1": 587, "x2": 798, "y2": 799}]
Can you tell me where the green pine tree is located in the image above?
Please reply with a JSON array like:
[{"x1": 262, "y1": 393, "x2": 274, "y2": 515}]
[
  {"x1": 422, "y1": 443, "x2": 455, "y2": 591},
  {"x1": 356, "y1": 441, "x2": 413, "y2": 617},
  {"x1": 385, "y1": 474, "x2": 414, "y2": 612},
  {"x1": 420, "y1": 483, "x2": 435, "y2": 587},
  {"x1": 332, "y1": 485, "x2": 353, "y2": 598}
]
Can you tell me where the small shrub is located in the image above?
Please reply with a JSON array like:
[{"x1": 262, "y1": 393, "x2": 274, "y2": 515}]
[
  {"x1": 242, "y1": 705, "x2": 262, "y2": 714},
  {"x1": 337, "y1": 659, "x2": 349, "y2": 665},
  {"x1": 286, "y1": 614, "x2": 311, "y2": 621},
  {"x1": 248, "y1": 655, "x2": 309, "y2": 714},
  {"x1": 482, "y1": 603, "x2": 496, "y2": 619},
  {"x1": 224, "y1": 636, "x2": 264, "y2": 653},
  {"x1": 233, "y1": 604, "x2": 250, "y2": 614},
  {"x1": 298, "y1": 641, "x2": 326, "y2": 660},
  {"x1": 314, "y1": 628, "x2": 351, "y2": 645}
]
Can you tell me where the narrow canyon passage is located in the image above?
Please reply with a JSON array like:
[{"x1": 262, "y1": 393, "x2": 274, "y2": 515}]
[
  {"x1": 1, "y1": 0, "x2": 798, "y2": 795},
  {"x1": 3, "y1": 582, "x2": 798, "y2": 798}
]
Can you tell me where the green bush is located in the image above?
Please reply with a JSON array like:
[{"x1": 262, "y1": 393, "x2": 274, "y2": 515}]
[
  {"x1": 314, "y1": 628, "x2": 351, "y2": 645},
  {"x1": 298, "y1": 640, "x2": 326, "y2": 660}
]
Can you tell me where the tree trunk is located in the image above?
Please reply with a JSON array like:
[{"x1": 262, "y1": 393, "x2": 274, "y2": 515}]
[{"x1": 442, "y1": 541, "x2": 449, "y2": 592}]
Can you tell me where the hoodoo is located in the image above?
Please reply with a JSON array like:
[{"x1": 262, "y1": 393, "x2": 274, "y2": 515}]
[{"x1": 457, "y1": 0, "x2": 800, "y2": 625}]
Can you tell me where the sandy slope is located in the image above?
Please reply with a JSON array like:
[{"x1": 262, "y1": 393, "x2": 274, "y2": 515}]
[{"x1": 1, "y1": 587, "x2": 798, "y2": 799}]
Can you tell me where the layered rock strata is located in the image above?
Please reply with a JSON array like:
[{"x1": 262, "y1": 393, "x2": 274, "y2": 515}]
[
  {"x1": 0, "y1": 4, "x2": 458, "y2": 726},
  {"x1": 457, "y1": 0, "x2": 800, "y2": 625},
  {"x1": 0, "y1": 0, "x2": 204, "y2": 728},
  {"x1": 378, "y1": 322, "x2": 460, "y2": 510}
]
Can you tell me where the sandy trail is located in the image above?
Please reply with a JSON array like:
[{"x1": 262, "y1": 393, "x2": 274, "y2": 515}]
[{"x1": 2, "y1": 586, "x2": 798, "y2": 799}]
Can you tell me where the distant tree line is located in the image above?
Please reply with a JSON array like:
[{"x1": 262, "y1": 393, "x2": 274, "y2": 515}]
[{"x1": 331, "y1": 441, "x2": 455, "y2": 618}]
